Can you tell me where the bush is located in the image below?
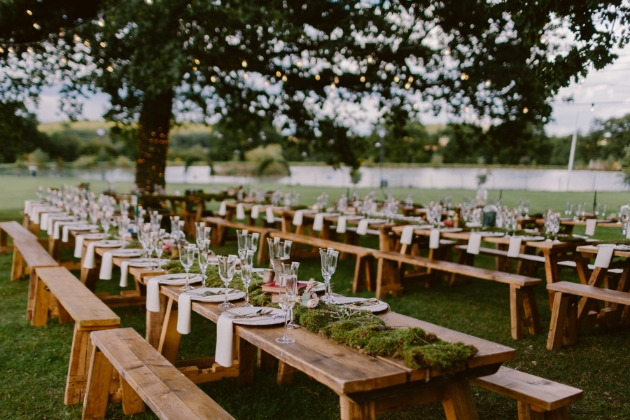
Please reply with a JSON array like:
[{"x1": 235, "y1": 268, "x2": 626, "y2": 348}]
[{"x1": 73, "y1": 155, "x2": 97, "y2": 168}]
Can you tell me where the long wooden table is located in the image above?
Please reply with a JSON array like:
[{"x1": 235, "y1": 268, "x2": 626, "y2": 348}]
[{"x1": 149, "y1": 284, "x2": 515, "y2": 420}]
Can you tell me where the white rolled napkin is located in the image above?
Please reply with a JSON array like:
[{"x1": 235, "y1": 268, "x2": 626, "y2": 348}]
[
  {"x1": 74, "y1": 235, "x2": 86, "y2": 258},
  {"x1": 99, "y1": 251, "x2": 115, "y2": 280},
  {"x1": 266, "y1": 207, "x2": 275, "y2": 224},
  {"x1": 626, "y1": 228, "x2": 630, "y2": 240},
  {"x1": 585, "y1": 219, "x2": 597, "y2": 236},
  {"x1": 215, "y1": 315, "x2": 234, "y2": 367},
  {"x1": 40, "y1": 213, "x2": 50, "y2": 230},
  {"x1": 400, "y1": 225, "x2": 416, "y2": 245},
  {"x1": 507, "y1": 236, "x2": 523, "y2": 258},
  {"x1": 119, "y1": 259, "x2": 161, "y2": 287},
  {"x1": 83, "y1": 242, "x2": 99, "y2": 269},
  {"x1": 177, "y1": 293, "x2": 194, "y2": 334},
  {"x1": 467, "y1": 232, "x2": 482, "y2": 255},
  {"x1": 594, "y1": 245, "x2": 615, "y2": 268},
  {"x1": 48, "y1": 216, "x2": 74, "y2": 235},
  {"x1": 218, "y1": 201, "x2": 228, "y2": 216},
  {"x1": 336, "y1": 216, "x2": 347, "y2": 234},
  {"x1": 293, "y1": 210, "x2": 304, "y2": 226},
  {"x1": 236, "y1": 203, "x2": 246, "y2": 220},
  {"x1": 313, "y1": 213, "x2": 326, "y2": 231},
  {"x1": 54, "y1": 220, "x2": 81, "y2": 240},
  {"x1": 429, "y1": 229, "x2": 440, "y2": 249},
  {"x1": 357, "y1": 219, "x2": 370, "y2": 235},
  {"x1": 62, "y1": 224, "x2": 81, "y2": 242},
  {"x1": 146, "y1": 277, "x2": 163, "y2": 312},
  {"x1": 251, "y1": 205, "x2": 260, "y2": 219}
]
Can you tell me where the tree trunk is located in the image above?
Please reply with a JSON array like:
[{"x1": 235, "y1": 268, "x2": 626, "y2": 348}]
[{"x1": 135, "y1": 89, "x2": 174, "y2": 193}]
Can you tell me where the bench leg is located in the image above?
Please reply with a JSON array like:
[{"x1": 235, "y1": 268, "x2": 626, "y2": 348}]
[
  {"x1": 32, "y1": 275, "x2": 51, "y2": 326},
  {"x1": 517, "y1": 401, "x2": 545, "y2": 420},
  {"x1": 547, "y1": 292, "x2": 571, "y2": 350},
  {"x1": 374, "y1": 259, "x2": 402, "y2": 299},
  {"x1": 26, "y1": 269, "x2": 39, "y2": 321},
  {"x1": 11, "y1": 248, "x2": 25, "y2": 281},
  {"x1": 66, "y1": 325, "x2": 96, "y2": 405},
  {"x1": 82, "y1": 344, "x2": 113, "y2": 419},
  {"x1": 522, "y1": 287, "x2": 542, "y2": 336},
  {"x1": 340, "y1": 396, "x2": 376, "y2": 420},
  {"x1": 442, "y1": 380, "x2": 479, "y2": 420},
  {"x1": 510, "y1": 286, "x2": 525, "y2": 340},
  {"x1": 158, "y1": 297, "x2": 181, "y2": 364},
  {"x1": 146, "y1": 294, "x2": 166, "y2": 348},
  {"x1": 257, "y1": 348, "x2": 276, "y2": 371},
  {"x1": 543, "y1": 406, "x2": 569, "y2": 420},
  {"x1": 121, "y1": 376, "x2": 145, "y2": 415}
]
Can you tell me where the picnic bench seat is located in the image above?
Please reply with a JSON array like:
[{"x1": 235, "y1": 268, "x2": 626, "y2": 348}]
[
  {"x1": 373, "y1": 250, "x2": 542, "y2": 340},
  {"x1": 0, "y1": 220, "x2": 38, "y2": 253},
  {"x1": 269, "y1": 231, "x2": 376, "y2": 293},
  {"x1": 203, "y1": 216, "x2": 274, "y2": 265},
  {"x1": 82, "y1": 328, "x2": 234, "y2": 420},
  {"x1": 7, "y1": 237, "x2": 58, "y2": 281},
  {"x1": 30, "y1": 266, "x2": 120, "y2": 405},
  {"x1": 547, "y1": 281, "x2": 630, "y2": 350},
  {"x1": 472, "y1": 366, "x2": 583, "y2": 420},
  {"x1": 454, "y1": 244, "x2": 578, "y2": 271}
]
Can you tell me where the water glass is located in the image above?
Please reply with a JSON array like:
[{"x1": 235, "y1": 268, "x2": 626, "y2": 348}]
[
  {"x1": 217, "y1": 255, "x2": 238, "y2": 307},
  {"x1": 197, "y1": 239, "x2": 211, "y2": 281},
  {"x1": 178, "y1": 244, "x2": 196, "y2": 291},
  {"x1": 276, "y1": 273, "x2": 297, "y2": 344},
  {"x1": 319, "y1": 248, "x2": 339, "y2": 303},
  {"x1": 240, "y1": 250, "x2": 255, "y2": 307}
]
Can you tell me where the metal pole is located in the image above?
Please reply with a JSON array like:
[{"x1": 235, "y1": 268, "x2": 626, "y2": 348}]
[
  {"x1": 96, "y1": 127, "x2": 106, "y2": 182},
  {"x1": 566, "y1": 112, "x2": 579, "y2": 191}
]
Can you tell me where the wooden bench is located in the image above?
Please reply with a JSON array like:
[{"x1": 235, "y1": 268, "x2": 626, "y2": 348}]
[
  {"x1": 472, "y1": 366, "x2": 583, "y2": 420},
  {"x1": 269, "y1": 231, "x2": 376, "y2": 293},
  {"x1": 82, "y1": 328, "x2": 234, "y2": 420},
  {"x1": 373, "y1": 250, "x2": 542, "y2": 340},
  {"x1": 0, "y1": 220, "x2": 39, "y2": 253},
  {"x1": 547, "y1": 281, "x2": 630, "y2": 350},
  {"x1": 7, "y1": 237, "x2": 58, "y2": 281},
  {"x1": 203, "y1": 216, "x2": 275, "y2": 265},
  {"x1": 30, "y1": 266, "x2": 120, "y2": 405}
]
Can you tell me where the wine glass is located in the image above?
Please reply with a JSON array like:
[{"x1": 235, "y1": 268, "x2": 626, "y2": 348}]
[
  {"x1": 240, "y1": 250, "x2": 255, "y2": 307},
  {"x1": 155, "y1": 237, "x2": 165, "y2": 271},
  {"x1": 146, "y1": 231, "x2": 158, "y2": 270},
  {"x1": 178, "y1": 244, "x2": 196, "y2": 291},
  {"x1": 217, "y1": 255, "x2": 238, "y2": 308},
  {"x1": 196, "y1": 222, "x2": 210, "y2": 248},
  {"x1": 236, "y1": 230, "x2": 250, "y2": 262},
  {"x1": 276, "y1": 272, "x2": 297, "y2": 344},
  {"x1": 267, "y1": 238, "x2": 292, "y2": 284},
  {"x1": 319, "y1": 248, "x2": 339, "y2": 303},
  {"x1": 117, "y1": 216, "x2": 128, "y2": 249},
  {"x1": 101, "y1": 214, "x2": 110, "y2": 237},
  {"x1": 198, "y1": 239, "x2": 210, "y2": 282},
  {"x1": 283, "y1": 262, "x2": 300, "y2": 329},
  {"x1": 248, "y1": 232, "x2": 259, "y2": 260}
]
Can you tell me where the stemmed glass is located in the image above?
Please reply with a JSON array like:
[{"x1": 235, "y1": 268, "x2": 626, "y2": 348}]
[
  {"x1": 198, "y1": 239, "x2": 211, "y2": 283},
  {"x1": 319, "y1": 248, "x2": 339, "y2": 303},
  {"x1": 155, "y1": 236, "x2": 165, "y2": 271},
  {"x1": 117, "y1": 216, "x2": 128, "y2": 249},
  {"x1": 101, "y1": 214, "x2": 111, "y2": 237},
  {"x1": 196, "y1": 222, "x2": 211, "y2": 249},
  {"x1": 240, "y1": 250, "x2": 255, "y2": 307},
  {"x1": 248, "y1": 232, "x2": 259, "y2": 260},
  {"x1": 276, "y1": 272, "x2": 297, "y2": 344},
  {"x1": 178, "y1": 244, "x2": 197, "y2": 291},
  {"x1": 268, "y1": 238, "x2": 292, "y2": 284},
  {"x1": 147, "y1": 231, "x2": 158, "y2": 270},
  {"x1": 217, "y1": 255, "x2": 238, "y2": 308},
  {"x1": 282, "y1": 261, "x2": 300, "y2": 329}
]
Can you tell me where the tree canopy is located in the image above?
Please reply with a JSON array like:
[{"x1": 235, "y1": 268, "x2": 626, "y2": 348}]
[{"x1": 1, "y1": 0, "x2": 629, "y2": 190}]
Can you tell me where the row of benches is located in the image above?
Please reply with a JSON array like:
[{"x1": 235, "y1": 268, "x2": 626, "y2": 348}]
[{"x1": 6, "y1": 215, "x2": 586, "y2": 418}]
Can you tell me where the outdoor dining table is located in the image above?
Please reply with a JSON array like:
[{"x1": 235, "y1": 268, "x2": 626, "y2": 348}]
[
  {"x1": 140, "y1": 280, "x2": 515, "y2": 420},
  {"x1": 535, "y1": 218, "x2": 622, "y2": 235}
]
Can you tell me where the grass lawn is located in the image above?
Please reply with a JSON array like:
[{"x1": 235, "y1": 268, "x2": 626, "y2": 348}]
[{"x1": 0, "y1": 175, "x2": 629, "y2": 419}]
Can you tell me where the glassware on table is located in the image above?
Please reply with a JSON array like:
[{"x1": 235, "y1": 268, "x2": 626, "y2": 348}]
[
  {"x1": 196, "y1": 222, "x2": 211, "y2": 249},
  {"x1": 276, "y1": 272, "x2": 297, "y2": 344},
  {"x1": 282, "y1": 262, "x2": 300, "y2": 329},
  {"x1": 595, "y1": 203, "x2": 607, "y2": 219},
  {"x1": 197, "y1": 239, "x2": 211, "y2": 282},
  {"x1": 217, "y1": 255, "x2": 238, "y2": 307},
  {"x1": 240, "y1": 250, "x2": 255, "y2": 307},
  {"x1": 146, "y1": 231, "x2": 158, "y2": 270},
  {"x1": 267, "y1": 238, "x2": 292, "y2": 285},
  {"x1": 178, "y1": 244, "x2": 197, "y2": 291},
  {"x1": 565, "y1": 202, "x2": 574, "y2": 218},
  {"x1": 319, "y1": 247, "x2": 339, "y2": 303},
  {"x1": 155, "y1": 237, "x2": 165, "y2": 271}
]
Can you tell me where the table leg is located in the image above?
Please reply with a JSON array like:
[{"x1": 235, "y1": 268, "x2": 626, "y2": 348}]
[
  {"x1": 237, "y1": 336, "x2": 255, "y2": 386},
  {"x1": 340, "y1": 396, "x2": 376, "y2": 420},
  {"x1": 146, "y1": 294, "x2": 166, "y2": 348},
  {"x1": 158, "y1": 297, "x2": 181, "y2": 364},
  {"x1": 442, "y1": 380, "x2": 479, "y2": 420},
  {"x1": 543, "y1": 249, "x2": 560, "y2": 309}
]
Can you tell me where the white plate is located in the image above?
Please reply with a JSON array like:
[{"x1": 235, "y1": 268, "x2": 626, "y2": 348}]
[
  {"x1": 126, "y1": 258, "x2": 169, "y2": 268},
  {"x1": 82, "y1": 233, "x2": 108, "y2": 240},
  {"x1": 477, "y1": 231, "x2": 504, "y2": 237},
  {"x1": 440, "y1": 227, "x2": 463, "y2": 233},
  {"x1": 94, "y1": 240, "x2": 123, "y2": 248},
  {"x1": 331, "y1": 296, "x2": 389, "y2": 313},
  {"x1": 513, "y1": 235, "x2": 546, "y2": 241},
  {"x1": 184, "y1": 287, "x2": 245, "y2": 303},
  {"x1": 298, "y1": 281, "x2": 326, "y2": 293},
  {"x1": 220, "y1": 306, "x2": 286, "y2": 326},
  {"x1": 70, "y1": 225, "x2": 99, "y2": 231},
  {"x1": 151, "y1": 273, "x2": 203, "y2": 285},
  {"x1": 109, "y1": 249, "x2": 143, "y2": 257}
]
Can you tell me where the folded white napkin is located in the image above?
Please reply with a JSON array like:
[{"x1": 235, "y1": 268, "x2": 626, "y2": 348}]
[
  {"x1": 357, "y1": 219, "x2": 370, "y2": 235},
  {"x1": 266, "y1": 207, "x2": 275, "y2": 224},
  {"x1": 594, "y1": 245, "x2": 615, "y2": 268},
  {"x1": 293, "y1": 210, "x2": 304, "y2": 226},
  {"x1": 336, "y1": 216, "x2": 347, "y2": 234},
  {"x1": 251, "y1": 205, "x2": 260, "y2": 219},
  {"x1": 218, "y1": 201, "x2": 227, "y2": 216},
  {"x1": 370, "y1": 203, "x2": 378, "y2": 213},
  {"x1": 120, "y1": 260, "x2": 137, "y2": 287},
  {"x1": 40, "y1": 213, "x2": 50, "y2": 230},
  {"x1": 74, "y1": 235, "x2": 86, "y2": 258},
  {"x1": 236, "y1": 203, "x2": 246, "y2": 220},
  {"x1": 24, "y1": 200, "x2": 43, "y2": 214},
  {"x1": 400, "y1": 225, "x2": 416, "y2": 245},
  {"x1": 429, "y1": 229, "x2": 440, "y2": 249},
  {"x1": 507, "y1": 236, "x2": 523, "y2": 258},
  {"x1": 48, "y1": 216, "x2": 74, "y2": 235},
  {"x1": 585, "y1": 219, "x2": 597, "y2": 236},
  {"x1": 312, "y1": 213, "x2": 326, "y2": 231},
  {"x1": 54, "y1": 220, "x2": 81, "y2": 240},
  {"x1": 99, "y1": 251, "x2": 115, "y2": 280},
  {"x1": 215, "y1": 315, "x2": 234, "y2": 367},
  {"x1": 83, "y1": 242, "x2": 100, "y2": 269},
  {"x1": 146, "y1": 277, "x2": 163, "y2": 312},
  {"x1": 467, "y1": 233, "x2": 482, "y2": 254},
  {"x1": 177, "y1": 293, "x2": 194, "y2": 334},
  {"x1": 62, "y1": 224, "x2": 89, "y2": 242},
  {"x1": 626, "y1": 228, "x2": 630, "y2": 240}
]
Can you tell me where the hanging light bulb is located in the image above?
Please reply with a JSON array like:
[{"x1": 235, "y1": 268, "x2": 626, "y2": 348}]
[
  {"x1": 296, "y1": 60, "x2": 302, "y2": 67},
  {"x1": 282, "y1": 75, "x2": 287, "y2": 82},
  {"x1": 485, "y1": 79, "x2": 491, "y2": 87},
  {"x1": 242, "y1": 60, "x2": 247, "y2": 68},
  {"x1": 33, "y1": 23, "x2": 41, "y2": 30},
  {"x1": 360, "y1": 76, "x2": 366, "y2": 82},
  {"x1": 211, "y1": 76, "x2": 216, "y2": 82},
  {"x1": 591, "y1": 103, "x2": 595, "y2": 112},
  {"x1": 26, "y1": 10, "x2": 32, "y2": 15},
  {"x1": 523, "y1": 107, "x2": 529, "y2": 114},
  {"x1": 460, "y1": 72, "x2": 469, "y2": 81},
  {"x1": 315, "y1": 74, "x2": 320, "y2": 80},
  {"x1": 276, "y1": 71, "x2": 281, "y2": 77}
]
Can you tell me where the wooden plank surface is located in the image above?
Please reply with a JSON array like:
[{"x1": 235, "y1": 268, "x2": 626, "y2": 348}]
[
  {"x1": 13, "y1": 239, "x2": 58, "y2": 267},
  {"x1": 90, "y1": 328, "x2": 234, "y2": 420},
  {"x1": 547, "y1": 281, "x2": 630, "y2": 306},
  {"x1": 471, "y1": 366, "x2": 583, "y2": 411},
  {"x1": 577, "y1": 245, "x2": 630, "y2": 258},
  {"x1": 0, "y1": 221, "x2": 38, "y2": 241},
  {"x1": 35, "y1": 267, "x2": 120, "y2": 327},
  {"x1": 270, "y1": 231, "x2": 374, "y2": 256}
]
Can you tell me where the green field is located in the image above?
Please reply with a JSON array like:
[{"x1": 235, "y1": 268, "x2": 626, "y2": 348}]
[{"x1": 0, "y1": 175, "x2": 629, "y2": 419}]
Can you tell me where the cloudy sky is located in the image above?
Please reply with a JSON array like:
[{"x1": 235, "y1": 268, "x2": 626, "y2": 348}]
[{"x1": 33, "y1": 47, "x2": 630, "y2": 137}]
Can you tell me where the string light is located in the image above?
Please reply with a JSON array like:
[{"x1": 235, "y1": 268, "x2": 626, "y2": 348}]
[
  {"x1": 281, "y1": 75, "x2": 287, "y2": 81},
  {"x1": 413, "y1": 103, "x2": 418, "y2": 109},
  {"x1": 460, "y1": 72, "x2": 469, "y2": 81},
  {"x1": 367, "y1": 56, "x2": 373, "y2": 63},
  {"x1": 107, "y1": 65, "x2": 113, "y2": 72},
  {"x1": 244, "y1": 73, "x2": 248, "y2": 79},
  {"x1": 242, "y1": 60, "x2": 247, "y2": 67},
  {"x1": 211, "y1": 76, "x2": 216, "y2": 82},
  {"x1": 393, "y1": 75, "x2": 399, "y2": 82},
  {"x1": 33, "y1": 23, "x2": 40, "y2": 30},
  {"x1": 360, "y1": 76, "x2": 365, "y2": 82},
  {"x1": 443, "y1": 47, "x2": 451, "y2": 55},
  {"x1": 330, "y1": 83, "x2": 336, "y2": 89},
  {"x1": 264, "y1": 80, "x2": 270, "y2": 86},
  {"x1": 296, "y1": 60, "x2": 302, "y2": 67},
  {"x1": 315, "y1": 74, "x2": 320, "y2": 80},
  {"x1": 26, "y1": 10, "x2": 32, "y2": 15},
  {"x1": 100, "y1": 42, "x2": 106, "y2": 47},
  {"x1": 98, "y1": 18, "x2": 105, "y2": 27},
  {"x1": 523, "y1": 107, "x2": 529, "y2": 114},
  {"x1": 276, "y1": 71, "x2": 281, "y2": 77},
  {"x1": 404, "y1": 82, "x2": 411, "y2": 89},
  {"x1": 485, "y1": 79, "x2": 491, "y2": 86}
]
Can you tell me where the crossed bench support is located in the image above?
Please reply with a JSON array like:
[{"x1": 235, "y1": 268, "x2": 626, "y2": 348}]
[
  {"x1": 374, "y1": 250, "x2": 542, "y2": 340},
  {"x1": 82, "y1": 328, "x2": 234, "y2": 420},
  {"x1": 472, "y1": 366, "x2": 583, "y2": 420},
  {"x1": 30, "y1": 267, "x2": 120, "y2": 405}
]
